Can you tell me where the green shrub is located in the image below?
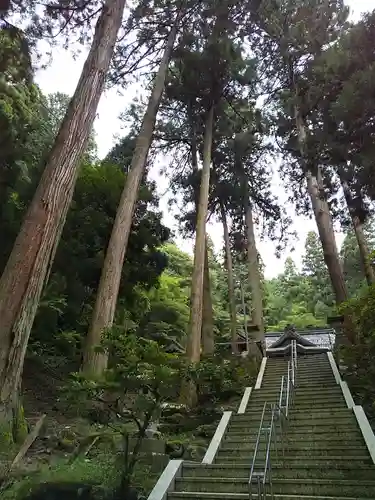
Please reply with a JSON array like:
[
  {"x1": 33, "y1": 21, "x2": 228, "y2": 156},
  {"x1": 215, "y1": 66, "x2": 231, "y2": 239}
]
[
  {"x1": 192, "y1": 354, "x2": 257, "y2": 403},
  {"x1": 340, "y1": 284, "x2": 375, "y2": 421}
]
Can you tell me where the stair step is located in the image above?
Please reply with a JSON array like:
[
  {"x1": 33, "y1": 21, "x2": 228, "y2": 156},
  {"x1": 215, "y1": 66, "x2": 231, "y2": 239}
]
[
  {"x1": 215, "y1": 456, "x2": 372, "y2": 466},
  {"x1": 284, "y1": 426, "x2": 361, "y2": 435},
  {"x1": 293, "y1": 399, "x2": 346, "y2": 406},
  {"x1": 169, "y1": 491, "x2": 372, "y2": 500},
  {"x1": 182, "y1": 463, "x2": 375, "y2": 480},
  {"x1": 296, "y1": 382, "x2": 338, "y2": 388},
  {"x1": 225, "y1": 426, "x2": 363, "y2": 442},
  {"x1": 263, "y1": 378, "x2": 336, "y2": 386},
  {"x1": 267, "y1": 369, "x2": 333, "y2": 376},
  {"x1": 240, "y1": 405, "x2": 348, "y2": 415},
  {"x1": 174, "y1": 477, "x2": 375, "y2": 497},
  {"x1": 250, "y1": 393, "x2": 343, "y2": 403},
  {"x1": 231, "y1": 409, "x2": 350, "y2": 422},
  {"x1": 229, "y1": 415, "x2": 356, "y2": 427},
  {"x1": 227, "y1": 422, "x2": 359, "y2": 433},
  {"x1": 217, "y1": 445, "x2": 368, "y2": 457},
  {"x1": 223, "y1": 437, "x2": 365, "y2": 447}
]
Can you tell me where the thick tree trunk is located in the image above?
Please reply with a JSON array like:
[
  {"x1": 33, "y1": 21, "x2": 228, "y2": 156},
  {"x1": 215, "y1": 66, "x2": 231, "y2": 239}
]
[
  {"x1": 295, "y1": 107, "x2": 348, "y2": 305},
  {"x1": 340, "y1": 178, "x2": 375, "y2": 285},
  {"x1": 220, "y1": 203, "x2": 238, "y2": 354},
  {"x1": 306, "y1": 169, "x2": 348, "y2": 304},
  {"x1": 0, "y1": 0, "x2": 125, "y2": 441},
  {"x1": 82, "y1": 22, "x2": 179, "y2": 375},
  {"x1": 188, "y1": 101, "x2": 214, "y2": 354},
  {"x1": 244, "y1": 195, "x2": 264, "y2": 344},
  {"x1": 201, "y1": 238, "x2": 214, "y2": 355},
  {"x1": 181, "y1": 105, "x2": 214, "y2": 406}
]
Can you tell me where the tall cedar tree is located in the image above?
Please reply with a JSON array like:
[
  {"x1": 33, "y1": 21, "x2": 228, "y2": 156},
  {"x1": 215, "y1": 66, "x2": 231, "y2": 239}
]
[
  {"x1": 82, "y1": 10, "x2": 183, "y2": 375},
  {"x1": 0, "y1": 0, "x2": 126, "y2": 441},
  {"x1": 249, "y1": 0, "x2": 349, "y2": 307}
]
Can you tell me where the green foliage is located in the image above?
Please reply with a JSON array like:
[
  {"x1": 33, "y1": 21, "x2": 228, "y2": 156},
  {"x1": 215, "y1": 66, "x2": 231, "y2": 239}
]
[
  {"x1": 340, "y1": 284, "x2": 375, "y2": 420},
  {"x1": 2, "y1": 457, "x2": 118, "y2": 500},
  {"x1": 64, "y1": 332, "x2": 184, "y2": 488},
  {"x1": 193, "y1": 355, "x2": 257, "y2": 403},
  {"x1": 264, "y1": 231, "x2": 338, "y2": 330}
]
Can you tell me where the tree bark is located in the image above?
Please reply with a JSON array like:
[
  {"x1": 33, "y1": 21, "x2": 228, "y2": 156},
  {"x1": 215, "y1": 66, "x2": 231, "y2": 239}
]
[
  {"x1": 0, "y1": 0, "x2": 126, "y2": 441},
  {"x1": 340, "y1": 178, "x2": 375, "y2": 285},
  {"x1": 244, "y1": 194, "x2": 264, "y2": 343},
  {"x1": 82, "y1": 21, "x2": 179, "y2": 375},
  {"x1": 188, "y1": 100, "x2": 215, "y2": 354},
  {"x1": 181, "y1": 105, "x2": 214, "y2": 406},
  {"x1": 306, "y1": 169, "x2": 348, "y2": 305},
  {"x1": 220, "y1": 203, "x2": 238, "y2": 354},
  {"x1": 295, "y1": 107, "x2": 348, "y2": 306},
  {"x1": 201, "y1": 237, "x2": 214, "y2": 355}
]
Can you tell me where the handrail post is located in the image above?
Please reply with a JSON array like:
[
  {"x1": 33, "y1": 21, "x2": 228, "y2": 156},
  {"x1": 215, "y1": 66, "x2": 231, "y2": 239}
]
[{"x1": 286, "y1": 362, "x2": 290, "y2": 418}]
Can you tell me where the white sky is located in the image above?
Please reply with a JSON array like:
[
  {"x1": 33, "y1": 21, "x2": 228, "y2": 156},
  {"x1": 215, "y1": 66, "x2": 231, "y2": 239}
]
[{"x1": 35, "y1": 0, "x2": 373, "y2": 278}]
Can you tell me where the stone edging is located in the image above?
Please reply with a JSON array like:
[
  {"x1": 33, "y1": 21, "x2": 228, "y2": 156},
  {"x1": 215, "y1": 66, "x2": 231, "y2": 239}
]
[
  {"x1": 354, "y1": 405, "x2": 375, "y2": 464},
  {"x1": 327, "y1": 351, "x2": 375, "y2": 465},
  {"x1": 147, "y1": 459, "x2": 183, "y2": 500},
  {"x1": 326, "y1": 351, "x2": 341, "y2": 384},
  {"x1": 237, "y1": 387, "x2": 252, "y2": 413},
  {"x1": 254, "y1": 357, "x2": 267, "y2": 390},
  {"x1": 202, "y1": 411, "x2": 232, "y2": 464}
]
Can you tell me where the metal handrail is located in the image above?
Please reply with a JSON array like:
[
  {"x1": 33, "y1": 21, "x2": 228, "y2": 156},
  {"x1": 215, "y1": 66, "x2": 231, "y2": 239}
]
[
  {"x1": 249, "y1": 401, "x2": 267, "y2": 476},
  {"x1": 249, "y1": 344, "x2": 298, "y2": 499},
  {"x1": 248, "y1": 402, "x2": 276, "y2": 500}
]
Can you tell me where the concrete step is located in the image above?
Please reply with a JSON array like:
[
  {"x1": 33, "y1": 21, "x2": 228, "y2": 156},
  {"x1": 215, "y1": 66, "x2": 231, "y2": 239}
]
[
  {"x1": 225, "y1": 425, "x2": 363, "y2": 442},
  {"x1": 223, "y1": 436, "x2": 366, "y2": 448},
  {"x1": 263, "y1": 376, "x2": 335, "y2": 385},
  {"x1": 230, "y1": 413, "x2": 356, "y2": 426},
  {"x1": 253, "y1": 386, "x2": 342, "y2": 396},
  {"x1": 215, "y1": 455, "x2": 372, "y2": 466},
  {"x1": 285, "y1": 426, "x2": 361, "y2": 436},
  {"x1": 295, "y1": 382, "x2": 338, "y2": 388},
  {"x1": 249, "y1": 392, "x2": 343, "y2": 404},
  {"x1": 226, "y1": 420, "x2": 359, "y2": 433},
  {"x1": 292, "y1": 401, "x2": 346, "y2": 409},
  {"x1": 232, "y1": 408, "x2": 351, "y2": 422},
  {"x1": 247, "y1": 394, "x2": 346, "y2": 406},
  {"x1": 267, "y1": 368, "x2": 332, "y2": 377},
  {"x1": 243, "y1": 401, "x2": 347, "y2": 413},
  {"x1": 174, "y1": 477, "x2": 375, "y2": 497},
  {"x1": 217, "y1": 444, "x2": 368, "y2": 457},
  {"x1": 293, "y1": 395, "x2": 345, "y2": 404},
  {"x1": 182, "y1": 463, "x2": 375, "y2": 480},
  {"x1": 288, "y1": 414, "x2": 356, "y2": 425},
  {"x1": 266, "y1": 363, "x2": 330, "y2": 370},
  {"x1": 292, "y1": 401, "x2": 347, "y2": 410},
  {"x1": 169, "y1": 492, "x2": 371, "y2": 500}
]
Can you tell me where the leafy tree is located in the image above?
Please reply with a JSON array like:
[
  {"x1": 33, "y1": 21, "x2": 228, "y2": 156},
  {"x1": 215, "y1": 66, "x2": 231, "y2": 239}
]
[
  {"x1": 340, "y1": 227, "x2": 375, "y2": 298},
  {"x1": 340, "y1": 284, "x2": 375, "y2": 420},
  {"x1": 68, "y1": 333, "x2": 183, "y2": 493},
  {"x1": 0, "y1": 25, "x2": 42, "y2": 219},
  {"x1": 0, "y1": 0, "x2": 126, "y2": 443},
  {"x1": 30, "y1": 158, "x2": 169, "y2": 359},
  {"x1": 249, "y1": 0, "x2": 350, "y2": 307},
  {"x1": 302, "y1": 231, "x2": 335, "y2": 312},
  {"x1": 83, "y1": 9, "x2": 184, "y2": 375}
]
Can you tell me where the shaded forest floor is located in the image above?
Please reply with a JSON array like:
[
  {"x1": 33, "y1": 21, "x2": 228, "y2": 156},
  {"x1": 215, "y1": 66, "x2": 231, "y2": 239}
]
[{"x1": 1, "y1": 355, "x2": 244, "y2": 499}]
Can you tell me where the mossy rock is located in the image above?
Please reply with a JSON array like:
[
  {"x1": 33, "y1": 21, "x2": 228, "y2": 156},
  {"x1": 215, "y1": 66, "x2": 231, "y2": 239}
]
[
  {"x1": 183, "y1": 444, "x2": 206, "y2": 461},
  {"x1": 195, "y1": 423, "x2": 217, "y2": 438},
  {"x1": 58, "y1": 438, "x2": 76, "y2": 452}
]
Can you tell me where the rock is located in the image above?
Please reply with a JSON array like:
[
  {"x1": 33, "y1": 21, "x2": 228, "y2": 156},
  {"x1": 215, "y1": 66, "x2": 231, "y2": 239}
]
[{"x1": 58, "y1": 438, "x2": 76, "y2": 452}]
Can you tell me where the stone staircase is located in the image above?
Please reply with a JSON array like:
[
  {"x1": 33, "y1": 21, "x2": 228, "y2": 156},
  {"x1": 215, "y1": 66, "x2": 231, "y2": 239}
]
[{"x1": 167, "y1": 353, "x2": 375, "y2": 500}]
